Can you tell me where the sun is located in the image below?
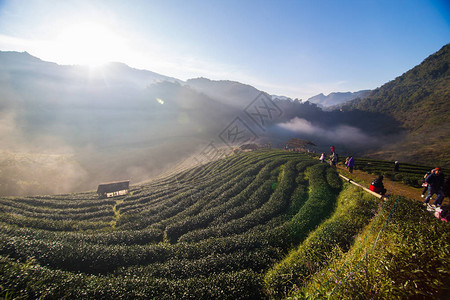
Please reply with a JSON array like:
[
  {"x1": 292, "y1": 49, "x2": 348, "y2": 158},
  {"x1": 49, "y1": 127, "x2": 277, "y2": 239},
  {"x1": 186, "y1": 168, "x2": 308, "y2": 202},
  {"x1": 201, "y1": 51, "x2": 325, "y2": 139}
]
[{"x1": 55, "y1": 22, "x2": 126, "y2": 67}]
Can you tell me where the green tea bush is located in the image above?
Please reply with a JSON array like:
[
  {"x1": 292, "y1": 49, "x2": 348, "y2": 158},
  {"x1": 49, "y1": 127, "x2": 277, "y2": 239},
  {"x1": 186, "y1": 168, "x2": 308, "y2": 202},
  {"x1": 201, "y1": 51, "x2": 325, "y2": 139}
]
[
  {"x1": 0, "y1": 151, "x2": 346, "y2": 298},
  {"x1": 179, "y1": 160, "x2": 299, "y2": 242},
  {"x1": 264, "y1": 184, "x2": 377, "y2": 298},
  {"x1": 354, "y1": 158, "x2": 449, "y2": 188},
  {"x1": 296, "y1": 197, "x2": 450, "y2": 299},
  {"x1": 0, "y1": 256, "x2": 263, "y2": 299},
  {"x1": 284, "y1": 163, "x2": 339, "y2": 245},
  {"x1": 172, "y1": 160, "x2": 286, "y2": 243}
]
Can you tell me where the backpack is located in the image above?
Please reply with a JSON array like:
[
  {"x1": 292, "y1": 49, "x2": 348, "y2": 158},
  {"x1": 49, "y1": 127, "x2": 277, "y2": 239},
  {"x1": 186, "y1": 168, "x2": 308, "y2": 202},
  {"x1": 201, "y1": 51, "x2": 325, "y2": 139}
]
[{"x1": 435, "y1": 205, "x2": 449, "y2": 222}]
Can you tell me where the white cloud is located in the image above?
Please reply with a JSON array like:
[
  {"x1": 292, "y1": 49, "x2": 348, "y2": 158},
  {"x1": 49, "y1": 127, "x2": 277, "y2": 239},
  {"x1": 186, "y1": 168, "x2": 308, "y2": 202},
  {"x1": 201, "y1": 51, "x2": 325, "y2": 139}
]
[{"x1": 277, "y1": 117, "x2": 376, "y2": 146}]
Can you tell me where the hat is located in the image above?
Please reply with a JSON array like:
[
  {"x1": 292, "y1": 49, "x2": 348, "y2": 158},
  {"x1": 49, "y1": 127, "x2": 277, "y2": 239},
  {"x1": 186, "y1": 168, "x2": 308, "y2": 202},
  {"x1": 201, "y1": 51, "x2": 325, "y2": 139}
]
[{"x1": 434, "y1": 167, "x2": 441, "y2": 171}]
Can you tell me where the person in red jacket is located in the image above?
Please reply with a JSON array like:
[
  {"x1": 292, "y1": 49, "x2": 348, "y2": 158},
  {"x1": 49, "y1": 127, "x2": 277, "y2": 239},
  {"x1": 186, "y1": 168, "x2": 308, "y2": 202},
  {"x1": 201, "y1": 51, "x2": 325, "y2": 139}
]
[{"x1": 370, "y1": 175, "x2": 387, "y2": 195}]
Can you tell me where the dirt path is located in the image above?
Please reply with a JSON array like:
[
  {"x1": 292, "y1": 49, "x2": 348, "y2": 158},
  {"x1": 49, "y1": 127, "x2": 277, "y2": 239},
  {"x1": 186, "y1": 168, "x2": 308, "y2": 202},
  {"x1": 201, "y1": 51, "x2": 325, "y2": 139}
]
[
  {"x1": 336, "y1": 164, "x2": 449, "y2": 206},
  {"x1": 111, "y1": 199, "x2": 124, "y2": 229}
]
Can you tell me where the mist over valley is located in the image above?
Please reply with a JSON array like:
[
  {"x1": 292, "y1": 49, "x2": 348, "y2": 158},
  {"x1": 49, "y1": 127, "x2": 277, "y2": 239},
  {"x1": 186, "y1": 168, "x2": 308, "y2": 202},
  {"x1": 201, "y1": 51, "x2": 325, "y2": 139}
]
[{"x1": 1, "y1": 45, "x2": 448, "y2": 196}]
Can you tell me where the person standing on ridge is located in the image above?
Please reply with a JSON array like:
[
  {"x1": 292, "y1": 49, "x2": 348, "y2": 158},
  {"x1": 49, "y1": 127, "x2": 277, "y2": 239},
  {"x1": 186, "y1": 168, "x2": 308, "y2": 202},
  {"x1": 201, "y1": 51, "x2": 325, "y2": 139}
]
[
  {"x1": 329, "y1": 146, "x2": 337, "y2": 167},
  {"x1": 319, "y1": 152, "x2": 325, "y2": 163},
  {"x1": 392, "y1": 161, "x2": 400, "y2": 181},
  {"x1": 421, "y1": 169, "x2": 434, "y2": 198},
  {"x1": 330, "y1": 151, "x2": 338, "y2": 167},
  {"x1": 393, "y1": 161, "x2": 400, "y2": 172},
  {"x1": 424, "y1": 167, "x2": 445, "y2": 207},
  {"x1": 347, "y1": 156, "x2": 355, "y2": 173}
]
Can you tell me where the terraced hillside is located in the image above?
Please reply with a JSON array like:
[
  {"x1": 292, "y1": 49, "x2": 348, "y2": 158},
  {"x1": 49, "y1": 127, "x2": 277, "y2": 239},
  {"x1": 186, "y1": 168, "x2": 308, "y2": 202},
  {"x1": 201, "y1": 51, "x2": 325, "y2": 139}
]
[
  {"x1": 352, "y1": 158, "x2": 450, "y2": 188},
  {"x1": 0, "y1": 151, "x2": 448, "y2": 299},
  {"x1": 0, "y1": 151, "x2": 339, "y2": 298}
]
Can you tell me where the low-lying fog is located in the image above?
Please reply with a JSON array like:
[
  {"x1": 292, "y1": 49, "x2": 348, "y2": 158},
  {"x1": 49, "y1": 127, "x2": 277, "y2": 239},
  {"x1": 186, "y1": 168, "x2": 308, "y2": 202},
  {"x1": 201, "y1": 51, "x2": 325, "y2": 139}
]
[{"x1": 0, "y1": 52, "x2": 403, "y2": 196}]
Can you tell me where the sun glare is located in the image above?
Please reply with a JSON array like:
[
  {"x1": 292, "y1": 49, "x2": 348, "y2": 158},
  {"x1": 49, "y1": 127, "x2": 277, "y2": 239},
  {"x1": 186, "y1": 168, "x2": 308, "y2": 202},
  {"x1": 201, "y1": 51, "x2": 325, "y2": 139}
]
[{"x1": 55, "y1": 22, "x2": 125, "y2": 67}]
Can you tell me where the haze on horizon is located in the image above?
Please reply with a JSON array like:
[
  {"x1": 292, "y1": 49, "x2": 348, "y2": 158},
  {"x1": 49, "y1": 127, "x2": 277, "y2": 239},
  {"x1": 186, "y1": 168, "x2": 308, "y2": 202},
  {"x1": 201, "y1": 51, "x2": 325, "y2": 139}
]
[{"x1": 0, "y1": 0, "x2": 449, "y2": 100}]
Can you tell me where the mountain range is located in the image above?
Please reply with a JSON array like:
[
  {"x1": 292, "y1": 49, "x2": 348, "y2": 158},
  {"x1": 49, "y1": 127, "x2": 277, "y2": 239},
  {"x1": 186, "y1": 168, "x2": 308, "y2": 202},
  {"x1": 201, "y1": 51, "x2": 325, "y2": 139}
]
[
  {"x1": 0, "y1": 44, "x2": 448, "y2": 196},
  {"x1": 306, "y1": 90, "x2": 371, "y2": 109}
]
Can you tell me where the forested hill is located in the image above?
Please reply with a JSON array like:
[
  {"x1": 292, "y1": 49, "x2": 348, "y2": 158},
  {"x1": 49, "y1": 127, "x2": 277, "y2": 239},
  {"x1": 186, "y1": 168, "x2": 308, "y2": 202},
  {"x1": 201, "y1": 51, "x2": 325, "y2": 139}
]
[{"x1": 343, "y1": 44, "x2": 450, "y2": 167}]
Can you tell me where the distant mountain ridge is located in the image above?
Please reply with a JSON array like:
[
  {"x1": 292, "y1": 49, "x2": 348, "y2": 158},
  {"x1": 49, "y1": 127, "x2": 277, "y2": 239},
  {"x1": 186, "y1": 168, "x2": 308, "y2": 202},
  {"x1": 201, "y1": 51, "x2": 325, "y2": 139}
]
[
  {"x1": 185, "y1": 77, "x2": 261, "y2": 107},
  {"x1": 0, "y1": 51, "x2": 180, "y2": 89},
  {"x1": 0, "y1": 51, "x2": 237, "y2": 195},
  {"x1": 307, "y1": 90, "x2": 371, "y2": 108},
  {"x1": 0, "y1": 45, "x2": 449, "y2": 196}
]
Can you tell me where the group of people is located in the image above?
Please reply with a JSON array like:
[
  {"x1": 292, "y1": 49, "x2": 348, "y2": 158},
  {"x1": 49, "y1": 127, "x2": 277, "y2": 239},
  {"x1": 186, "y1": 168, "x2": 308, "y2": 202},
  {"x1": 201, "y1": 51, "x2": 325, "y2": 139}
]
[
  {"x1": 318, "y1": 147, "x2": 448, "y2": 208},
  {"x1": 368, "y1": 164, "x2": 449, "y2": 210},
  {"x1": 319, "y1": 146, "x2": 348, "y2": 170}
]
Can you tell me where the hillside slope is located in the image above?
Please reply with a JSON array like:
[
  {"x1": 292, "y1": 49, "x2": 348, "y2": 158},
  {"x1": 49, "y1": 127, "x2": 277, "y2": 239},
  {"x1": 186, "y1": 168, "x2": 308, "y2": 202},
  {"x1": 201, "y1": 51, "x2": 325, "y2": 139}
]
[
  {"x1": 0, "y1": 151, "x2": 343, "y2": 298},
  {"x1": 344, "y1": 44, "x2": 450, "y2": 167},
  {"x1": 1, "y1": 151, "x2": 449, "y2": 299}
]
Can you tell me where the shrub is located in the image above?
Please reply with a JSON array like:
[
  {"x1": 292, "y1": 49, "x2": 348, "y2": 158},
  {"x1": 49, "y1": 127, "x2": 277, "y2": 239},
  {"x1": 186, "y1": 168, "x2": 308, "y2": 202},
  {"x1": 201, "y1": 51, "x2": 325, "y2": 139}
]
[
  {"x1": 296, "y1": 197, "x2": 450, "y2": 299},
  {"x1": 264, "y1": 184, "x2": 377, "y2": 298}
]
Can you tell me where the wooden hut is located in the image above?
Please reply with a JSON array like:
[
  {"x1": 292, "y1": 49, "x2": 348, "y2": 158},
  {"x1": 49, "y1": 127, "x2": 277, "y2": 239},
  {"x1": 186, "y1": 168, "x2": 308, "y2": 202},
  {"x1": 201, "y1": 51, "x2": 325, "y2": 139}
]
[
  {"x1": 239, "y1": 143, "x2": 259, "y2": 152},
  {"x1": 97, "y1": 180, "x2": 130, "y2": 198},
  {"x1": 285, "y1": 138, "x2": 316, "y2": 152}
]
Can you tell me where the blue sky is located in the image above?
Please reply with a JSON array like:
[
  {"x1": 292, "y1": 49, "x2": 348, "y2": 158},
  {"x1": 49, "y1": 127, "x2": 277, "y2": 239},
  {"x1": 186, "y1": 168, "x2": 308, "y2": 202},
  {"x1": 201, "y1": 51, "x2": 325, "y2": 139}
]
[{"x1": 0, "y1": 0, "x2": 449, "y2": 99}]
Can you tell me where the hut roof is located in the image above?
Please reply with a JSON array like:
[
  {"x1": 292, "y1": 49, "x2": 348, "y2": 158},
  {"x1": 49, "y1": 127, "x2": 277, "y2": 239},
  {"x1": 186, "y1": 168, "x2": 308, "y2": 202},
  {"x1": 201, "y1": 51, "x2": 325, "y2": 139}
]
[
  {"x1": 286, "y1": 138, "x2": 317, "y2": 148},
  {"x1": 239, "y1": 143, "x2": 259, "y2": 150},
  {"x1": 97, "y1": 180, "x2": 130, "y2": 194}
]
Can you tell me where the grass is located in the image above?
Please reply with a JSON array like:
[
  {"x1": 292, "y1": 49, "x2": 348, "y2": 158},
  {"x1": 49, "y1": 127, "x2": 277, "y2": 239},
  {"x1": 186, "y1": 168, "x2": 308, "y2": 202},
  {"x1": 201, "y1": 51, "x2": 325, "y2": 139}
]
[
  {"x1": 111, "y1": 199, "x2": 124, "y2": 229},
  {"x1": 264, "y1": 183, "x2": 378, "y2": 298},
  {"x1": 288, "y1": 197, "x2": 450, "y2": 299}
]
